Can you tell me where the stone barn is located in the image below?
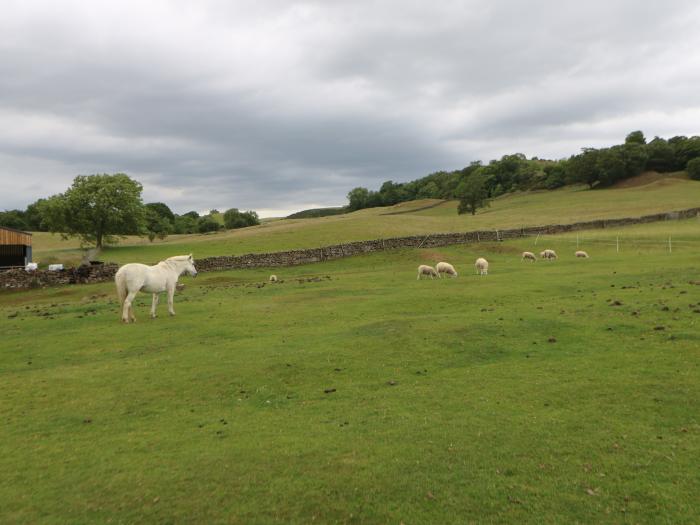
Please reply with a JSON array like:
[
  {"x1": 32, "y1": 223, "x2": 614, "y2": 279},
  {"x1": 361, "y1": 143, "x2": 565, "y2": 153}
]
[{"x1": 0, "y1": 226, "x2": 32, "y2": 268}]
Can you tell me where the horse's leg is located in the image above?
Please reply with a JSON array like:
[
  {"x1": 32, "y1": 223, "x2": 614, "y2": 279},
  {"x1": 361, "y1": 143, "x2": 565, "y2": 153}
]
[
  {"x1": 123, "y1": 290, "x2": 138, "y2": 323},
  {"x1": 167, "y1": 285, "x2": 176, "y2": 316},
  {"x1": 151, "y1": 293, "x2": 159, "y2": 318}
]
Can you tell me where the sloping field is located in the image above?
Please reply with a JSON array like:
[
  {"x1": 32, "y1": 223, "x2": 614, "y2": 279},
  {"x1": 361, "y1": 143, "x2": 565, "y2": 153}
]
[
  {"x1": 2, "y1": 221, "x2": 699, "y2": 523},
  {"x1": 31, "y1": 175, "x2": 700, "y2": 266}
]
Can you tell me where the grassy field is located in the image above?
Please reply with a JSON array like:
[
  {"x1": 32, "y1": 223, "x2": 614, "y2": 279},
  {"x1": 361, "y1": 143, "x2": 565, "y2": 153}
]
[
  {"x1": 30, "y1": 175, "x2": 700, "y2": 266},
  {"x1": 2, "y1": 221, "x2": 699, "y2": 523}
]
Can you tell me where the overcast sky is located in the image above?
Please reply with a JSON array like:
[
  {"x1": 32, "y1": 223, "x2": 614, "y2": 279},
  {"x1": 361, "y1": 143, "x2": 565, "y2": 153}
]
[{"x1": 2, "y1": 1, "x2": 700, "y2": 216}]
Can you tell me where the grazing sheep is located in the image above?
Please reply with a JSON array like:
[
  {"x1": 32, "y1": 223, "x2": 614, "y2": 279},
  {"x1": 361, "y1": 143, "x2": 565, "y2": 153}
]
[
  {"x1": 521, "y1": 251, "x2": 536, "y2": 261},
  {"x1": 417, "y1": 265, "x2": 438, "y2": 280},
  {"x1": 575, "y1": 250, "x2": 589, "y2": 258},
  {"x1": 474, "y1": 257, "x2": 489, "y2": 275},
  {"x1": 540, "y1": 249, "x2": 557, "y2": 260},
  {"x1": 436, "y1": 261, "x2": 458, "y2": 278},
  {"x1": 269, "y1": 274, "x2": 278, "y2": 282}
]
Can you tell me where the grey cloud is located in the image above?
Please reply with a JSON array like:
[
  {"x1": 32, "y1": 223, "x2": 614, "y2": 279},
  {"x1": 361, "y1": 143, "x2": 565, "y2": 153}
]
[{"x1": 1, "y1": 0, "x2": 699, "y2": 214}]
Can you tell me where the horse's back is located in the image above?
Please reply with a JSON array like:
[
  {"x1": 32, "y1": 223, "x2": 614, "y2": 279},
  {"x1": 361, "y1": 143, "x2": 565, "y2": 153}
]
[{"x1": 116, "y1": 263, "x2": 152, "y2": 286}]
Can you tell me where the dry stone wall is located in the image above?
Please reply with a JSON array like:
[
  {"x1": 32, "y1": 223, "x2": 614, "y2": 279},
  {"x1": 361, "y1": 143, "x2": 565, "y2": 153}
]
[
  {"x1": 0, "y1": 263, "x2": 118, "y2": 290},
  {"x1": 2, "y1": 207, "x2": 698, "y2": 290}
]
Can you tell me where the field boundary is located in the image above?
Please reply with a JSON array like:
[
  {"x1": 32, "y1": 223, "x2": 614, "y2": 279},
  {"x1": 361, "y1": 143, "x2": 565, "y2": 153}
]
[
  {"x1": 379, "y1": 199, "x2": 449, "y2": 215},
  {"x1": 2, "y1": 206, "x2": 699, "y2": 290}
]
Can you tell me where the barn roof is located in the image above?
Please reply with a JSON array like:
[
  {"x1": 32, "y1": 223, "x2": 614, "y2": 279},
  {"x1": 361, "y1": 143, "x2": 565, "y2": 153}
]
[
  {"x1": 0, "y1": 226, "x2": 32, "y2": 245},
  {"x1": 0, "y1": 225, "x2": 33, "y2": 236}
]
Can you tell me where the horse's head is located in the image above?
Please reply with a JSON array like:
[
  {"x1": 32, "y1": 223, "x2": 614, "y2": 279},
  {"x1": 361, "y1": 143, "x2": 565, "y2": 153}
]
[{"x1": 185, "y1": 254, "x2": 198, "y2": 277}]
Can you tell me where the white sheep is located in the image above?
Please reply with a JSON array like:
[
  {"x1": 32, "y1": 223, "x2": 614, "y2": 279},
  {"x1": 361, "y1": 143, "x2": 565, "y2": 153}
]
[
  {"x1": 575, "y1": 250, "x2": 589, "y2": 258},
  {"x1": 474, "y1": 257, "x2": 489, "y2": 275},
  {"x1": 417, "y1": 265, "x2": 438, "y2": 280},
  {"x1": 269, "y1": 274, "x2": 278, "y2": 282},
  {"x1": 436, "y1": 261, "x2": 458, "y2": 278},
  {"x1": 521, "y1": 251, "x2": 536, "y2": 261},
  {"x1": 540, "y1": 249, "x2": 557, "y2": 260}
]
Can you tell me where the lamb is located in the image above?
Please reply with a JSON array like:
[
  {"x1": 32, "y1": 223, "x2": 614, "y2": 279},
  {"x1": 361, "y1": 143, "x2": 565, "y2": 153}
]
[
  {"x1": 417, "y1": 265, "x2": 438, "y2": 280},
  {"x1": 575, "y1": 250, "x2": 589, "y2": 258},
  {"x1": 540, "y1": 249, "x2": 557, "y2": 260},
  {"x1": 521, "y1": 251, "x2": 536, "y2": 261},
  {"x1": 269, "y1": 274, "x2": 278, "y2": 282},
  {"x1": 474, "y1": 257, "x2": 489, "y2": 275},
  {"x1": 436, "y1": 261, "x2": 458, "y2": 278}
]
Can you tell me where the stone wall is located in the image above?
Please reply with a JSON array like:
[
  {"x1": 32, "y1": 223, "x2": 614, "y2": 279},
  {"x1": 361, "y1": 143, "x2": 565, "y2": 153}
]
[
  {"x1": 0, "y1": 263, "x2": 118, "y2": 290},
  {"x1": 2, "y1": 207, "x2": 698, "y2": 290}
]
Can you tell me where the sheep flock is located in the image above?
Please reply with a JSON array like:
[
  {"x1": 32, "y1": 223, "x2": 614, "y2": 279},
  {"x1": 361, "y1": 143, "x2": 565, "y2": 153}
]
[{"x1": 416, "y1": 249, "x2": 589, "y2": 282}]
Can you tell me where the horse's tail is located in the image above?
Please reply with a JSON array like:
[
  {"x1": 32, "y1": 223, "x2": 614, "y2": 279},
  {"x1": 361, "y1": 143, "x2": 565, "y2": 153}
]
[{"x1": 115, "y1": 267, "x2": 127, "y2": 306}]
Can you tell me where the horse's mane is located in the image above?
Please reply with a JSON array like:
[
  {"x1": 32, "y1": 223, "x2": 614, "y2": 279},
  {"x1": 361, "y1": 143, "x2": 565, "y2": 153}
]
[{"x1": 157, "y1": 255, "x2": 192, "y2": 267}]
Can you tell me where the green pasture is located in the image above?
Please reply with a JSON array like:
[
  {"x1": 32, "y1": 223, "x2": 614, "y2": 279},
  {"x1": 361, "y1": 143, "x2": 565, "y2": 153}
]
[
  {"x1": 30, "y1": 176, "x2": 700, "y2": 266},
  {"x1": 2, "y1": 224, "x2": 699, "y2": 523}
]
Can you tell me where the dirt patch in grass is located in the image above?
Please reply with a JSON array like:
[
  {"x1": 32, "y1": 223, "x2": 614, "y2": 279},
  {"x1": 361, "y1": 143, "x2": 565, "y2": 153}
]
[{"x1": 419, "y1": 250, "x2": 450, "y2": 262}]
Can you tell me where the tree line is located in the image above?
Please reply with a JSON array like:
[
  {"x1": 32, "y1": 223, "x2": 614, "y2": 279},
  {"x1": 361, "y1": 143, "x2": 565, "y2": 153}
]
[
  {"x1": 347, "y1": 131, "x2": 700, "y2": 215},
  {"x1": 0, "y1": 174, "x2": 260, "y2": 248}
]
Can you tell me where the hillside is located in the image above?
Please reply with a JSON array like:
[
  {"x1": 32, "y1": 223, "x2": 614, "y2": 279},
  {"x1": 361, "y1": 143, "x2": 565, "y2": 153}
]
[{"x1": 31, "y1": 175, "x2": 700, "y2": 266}]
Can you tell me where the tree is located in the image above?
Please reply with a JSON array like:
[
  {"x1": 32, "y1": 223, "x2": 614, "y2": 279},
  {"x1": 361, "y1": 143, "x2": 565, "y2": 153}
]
[
  {"x1": 417, "y1": 181, "x2": 440, "y2": 199},
  {"x1": 144, "y1": 208, "x2": 173, "y2": 241},
  {"x1": 24, "y1": 198, "x2": 48, "y2": 231},
  {"x1": 687, "y1": 157, "x2": 700, "y2": 181},
  {"x1": 595, "y1": 147, "x2": 626, "y2": 186},
  {"x1": 223, "y1": 208, "x2": 260, "y2": 229},
  {"x1": 145, "y1": 202, "x2": 175, "y2": 223},
  {"x1": 378, "y1": 180, "x2": 407, "y2": 206},
  {"x1": 646, "y1": 137, "x2": 675, "y2": 172},
  {"x1": 182, "y1": 211, "x2": 200, "y2": 220},
  {"x1": 668, "y1": 135, "x2": 700, "y2": 170},
  {"x1": 173, "y1": 214, "x2": 198, "y2": 234},
  {"x1": 456, "y1": 171, "x2": 490, "y2": 215},
  {"x1": 566, "y1": 149, "x2": 600, "y2": 188},
  {"x1": 0, "y1": 210, "x2": 29, "y2": 230},
  {"x1": 543, "y1": 162, "x2": 567, "y2": 189},
  {"x1": 619, "y1": 143, "x2": 648, "y2": 179},
  {"x1": 197, "y1": 215, "x2": 221, "y2": 233},
  {"x1": 625, "y1": 130, "x2": 646, "y2": 145},
  {"x1": 144, "y1": 202, "x2": 175, "y2": 241},
  {"x1": 41, "y1": 174, "x2": 145, "y2": 249},
  {"x1": 347, "y1": 187, "x2": 370, "y2": 211}
]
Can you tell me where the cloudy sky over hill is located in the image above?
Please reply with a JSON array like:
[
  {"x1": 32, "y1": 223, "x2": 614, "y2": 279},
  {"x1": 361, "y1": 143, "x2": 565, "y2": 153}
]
[{"x1": 2, "y1": 0, "x2": 700, "y2": 215}]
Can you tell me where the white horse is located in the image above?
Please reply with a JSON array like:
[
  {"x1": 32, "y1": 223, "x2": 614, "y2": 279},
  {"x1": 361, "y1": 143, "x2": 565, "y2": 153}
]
[{"x1": 115, "y1": 254, "x2": 197, "y2": 323}]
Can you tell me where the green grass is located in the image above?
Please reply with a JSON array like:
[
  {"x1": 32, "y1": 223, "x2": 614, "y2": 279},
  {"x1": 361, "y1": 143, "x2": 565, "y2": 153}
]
[
  {"x1": 2, "y1": 222, "x2": 699, "y2": 523},
  {"x1": 31, "y1": 175, "x2": 700, "y2": 266}
]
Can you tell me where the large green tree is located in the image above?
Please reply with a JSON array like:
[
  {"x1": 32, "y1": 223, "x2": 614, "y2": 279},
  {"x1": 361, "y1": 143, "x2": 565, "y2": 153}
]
[
  {"x1": 41, "y1": 174, "x2": 146, "y2": 248},
  {"x1": 346, "y1": 187, "x2": 371, "y2": 211},
  {"x1": 456, "y1": 171, "x2": 490, "y2": 215}
]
